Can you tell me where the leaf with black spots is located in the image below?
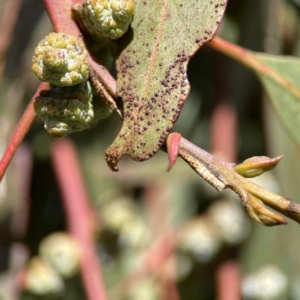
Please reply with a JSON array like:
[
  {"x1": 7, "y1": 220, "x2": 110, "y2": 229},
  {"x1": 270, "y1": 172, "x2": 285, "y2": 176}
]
[{"x1": 106, "y1": 0, "x2": 227, "y2": 171}]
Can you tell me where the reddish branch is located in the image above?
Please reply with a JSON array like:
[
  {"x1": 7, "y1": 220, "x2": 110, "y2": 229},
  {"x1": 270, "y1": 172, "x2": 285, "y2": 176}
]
[
  {"x1": 0, "y1": 0, "x2": 23, "y2": 79},
  {"x1": 51, "y1": 139, "x2": 108, "y2": 300},
  {"x1": 11, "y1": 144, "x2": 33, "y2": 240},
  {"x1": 209, "y1": 36, "x2": 300, "y2": 99},
  {"x1": 144, "y1": 183, "x2": 181, "y2": 300},
  {"x1": 216, "y1": 260, "x2": 241, "y2": 300},
  {"x1": 210, "y1": 100, "x2": 237, "y2": 162},
  {"x1": 0, "y1": 82, "x2": 48, "y2": 181},
  {"x1": 43, "y1": 0, "x2": 82, "y2": 34}
]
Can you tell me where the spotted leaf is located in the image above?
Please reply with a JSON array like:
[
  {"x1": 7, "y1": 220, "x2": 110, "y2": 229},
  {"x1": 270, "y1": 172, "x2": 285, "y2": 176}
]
[{"x1": 106, "y1": 0, "x2": 227, "y2": 171}]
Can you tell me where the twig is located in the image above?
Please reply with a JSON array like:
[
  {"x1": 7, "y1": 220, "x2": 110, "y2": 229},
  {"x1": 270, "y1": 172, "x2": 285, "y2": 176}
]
[
  {"x1": 0, "y1": 82, "x2": 48, "y2": 181},
  {"x1": 210, "y1": 100, "x2": 237, "y2": 161},
  {"x1": 177, "y1": 135, "x2": 300, "y2": 225},
  {"x1": 216, "y1": 260, "x2": 241, "y2": 300},
  {"x1": 11, "y1": 143, "x2": 33, "y2": 240},
  {"x1": 51, "y1": 139, "x2": 108, "y2": 300},
  {"x1": 0, "y1": 0, "x2": 23, "y2": 79},
  {"x1": 209, "y1": 36, "x2": 300, "y2": 99},
  {"x1": 43, "y1": 0, "x2": 81, "y2": 35},
  {"x1": 144, "y1": 183, "x2": 181, "y2": 300}
]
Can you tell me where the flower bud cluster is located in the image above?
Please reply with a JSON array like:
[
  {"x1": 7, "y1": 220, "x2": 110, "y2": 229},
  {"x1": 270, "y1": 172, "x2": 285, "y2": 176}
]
[
  {"x1": 77, "y1": 0, "x2": 135, "y2": 40},
  {"x1": 31, "y1": 32, "x2": 115, "y2": 137},
  {"x1": 32, "y1": 0, "x2": 135, "y2": 137},
  {"x1": 25, "y1": 232, "x2": 81, "y2": 296}
]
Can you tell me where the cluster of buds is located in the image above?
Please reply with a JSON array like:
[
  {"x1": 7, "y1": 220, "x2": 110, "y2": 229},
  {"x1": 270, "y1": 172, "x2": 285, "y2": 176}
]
[
  {"x1": 234, "y1": 155, "x2": 299, "y2": 226},
  {"x1": 32, "y1": 1, "x2": 135, "y2": 137},
  {"x1": 25, "y1": 232, "x2": 81, "y2": 296},
  {"x1": 32, "y1": 32, "x2": 112, "y2": 137}
]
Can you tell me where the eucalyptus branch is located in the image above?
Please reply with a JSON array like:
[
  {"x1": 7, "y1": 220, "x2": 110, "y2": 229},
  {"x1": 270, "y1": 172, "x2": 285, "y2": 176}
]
[
  {"x1": 51, "y1": 139, "x2": 108, "y2": 300},
  {"x1": 1, "y1": 1, "x2": 299, "y2": 229},
  {"x1": 0, "y1": 82, "x2": 48, "y2": 181},
  {"x1": 0, "y1": 0, "x2": 23, "y2": 79},
  {"x1": 208, "y1": 36, "x2": 300, "y2": 99},
  {"x1": 167, "y1": 132, "x2": 300, "y2": 226}
]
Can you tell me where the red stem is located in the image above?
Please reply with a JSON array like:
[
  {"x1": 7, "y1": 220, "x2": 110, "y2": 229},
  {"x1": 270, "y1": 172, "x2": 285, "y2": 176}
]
[
  {"x1": 51, "y1": 139, "x2": 108, "y2": 300},
  {"x1": 216, "y1": 260, "x2": 241, "y2": 300},
  {"x1": 0, "y1": 0, "x2": 23, "y2": 79},
  {"x1": 0, "y1": 82, "x2": 48, "y2": 181},
  {"x1": 11, "y1": 143, "x2": 33, "y2": 239},
  {"x1": 210, "y1": 100, "x2": 237, "y2": 162},
  {"x1": 144, "y1": 183, "x2": 181, "y2": 300},
  {"x1": 209, "y1": 36, "x2": 300, "y2": 99},
  {"x1": 43, "y1": 0, "x2": 82, "y2": 35}
]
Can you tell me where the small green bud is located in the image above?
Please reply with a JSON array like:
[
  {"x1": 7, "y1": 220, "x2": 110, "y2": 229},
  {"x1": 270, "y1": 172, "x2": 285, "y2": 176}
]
[
  {"x1": 25, "y1": 257, "x2": 64, "y2": 296},
  {"x1": 39, "y1": 232, "x2": 81, "y2": 279},
  {"x1": 78, "y1": 0, "x2": 135, "y2": 40},
  {"x1": 247, "y1": 194, "x2": 286, "y2": 226},
  {"x1": 32, "y1": 32, "x2": 89, "y2": 86},
  {"x1": 234, "y1": 155, "x2": 283, "y2": 178},
  {"x1": 34, "y1": 82, "x2": 94, "y2": 137}
]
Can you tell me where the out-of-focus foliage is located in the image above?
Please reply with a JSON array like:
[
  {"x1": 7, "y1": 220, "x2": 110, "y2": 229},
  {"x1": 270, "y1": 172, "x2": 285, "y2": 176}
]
[{"x1": 1, "y1": 0, "x2": 300, "y2": 300}]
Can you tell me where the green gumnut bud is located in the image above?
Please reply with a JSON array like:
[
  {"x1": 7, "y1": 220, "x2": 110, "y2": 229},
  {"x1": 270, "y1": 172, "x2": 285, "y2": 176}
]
[
  {"x1": 78, "y1": 0, "x2": 135, "y2": 40},
  {"x1": 32, "y1": 32, "x2": 89, "y2": 86},
  {"x1": 247, "y1": 194, "x2": 286, "y2": 226},
  {"x1": 234, "y1": 155, "x2": 283, "y2": 178},
  {"x1": 39, "y1": 232, "x2": 81, "y2": 279},
  {"x1": 34, "y1": 82, "x2": 94, "y2": 138},
  {"x1": 25, "y1": 257, "x2": 64, "y2": 296}
]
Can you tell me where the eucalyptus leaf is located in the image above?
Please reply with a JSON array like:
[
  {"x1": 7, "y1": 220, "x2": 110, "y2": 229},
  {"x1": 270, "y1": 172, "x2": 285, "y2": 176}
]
[
  {"x1": 105, "y1": 0, "x2": 227, "y2": 171},
  {"x1": 254, "y1": 54, "x2": 300, "y2": 147}
]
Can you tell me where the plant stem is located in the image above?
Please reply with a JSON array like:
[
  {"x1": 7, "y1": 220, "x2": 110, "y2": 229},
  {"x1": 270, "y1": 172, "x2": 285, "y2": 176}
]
[
  {"x1": 209, "y1": 36, "x2": 300, "y2": 99},
  {"x1": 0, "y1": 0, "x2": 23, "y2": 80},
  {"x1": 43, "y1": 0, "x2": 81, "y2": 35},
  {"x1": 0, "y1": 82, "x2": 48, "y2": 181},
  {"x1": 178, "y1": 136, "x2": 300, "y2": 224},
  {"x1": 51, "y1": 139, "x2": 108, "y2": 300},
  {"x1": 144, "y1": 183, "x2": 181, "y2": 300},
  {"x1": 216, "y1": 260, "x2": 241, "y2": 300}
]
